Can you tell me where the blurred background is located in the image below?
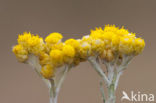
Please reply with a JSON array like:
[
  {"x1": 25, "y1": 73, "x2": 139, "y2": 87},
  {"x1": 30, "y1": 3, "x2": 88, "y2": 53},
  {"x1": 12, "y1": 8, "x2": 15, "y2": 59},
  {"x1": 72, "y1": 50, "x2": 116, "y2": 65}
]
[{"x1": 0, "y1": 0, "x2": 156, "y2": 103}]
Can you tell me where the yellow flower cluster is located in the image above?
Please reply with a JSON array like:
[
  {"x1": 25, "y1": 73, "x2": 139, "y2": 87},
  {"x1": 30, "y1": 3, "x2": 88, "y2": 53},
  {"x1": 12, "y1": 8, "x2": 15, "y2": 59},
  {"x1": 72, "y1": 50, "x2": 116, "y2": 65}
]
[
  {"x1": 13, "y1": 32, "x2": 77, "y2": 79},
  {"x1": 12, "y1": 25, "x2": 145, "y2": 79},
  {"x1": 17, "y1": 32, "x2": 44, "y2": 55},
  {"x1": 89, "y1": 25, "x2": 145, "y2": 61}
]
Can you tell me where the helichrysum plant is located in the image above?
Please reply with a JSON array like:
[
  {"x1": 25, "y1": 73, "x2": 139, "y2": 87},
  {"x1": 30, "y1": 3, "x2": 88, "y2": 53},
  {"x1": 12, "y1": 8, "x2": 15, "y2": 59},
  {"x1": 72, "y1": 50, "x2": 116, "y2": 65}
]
[{"x1": 12, "y1": 25, "x2": 145, "y2": 103}]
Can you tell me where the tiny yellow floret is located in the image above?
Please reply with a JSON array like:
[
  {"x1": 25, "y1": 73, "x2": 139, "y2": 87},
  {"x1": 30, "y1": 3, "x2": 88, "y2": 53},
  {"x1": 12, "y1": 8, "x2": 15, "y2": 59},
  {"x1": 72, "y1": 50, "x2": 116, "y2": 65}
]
[
  {"x1": 116, "y1": 27, "x2": 129, "y2": 36},
  {"x1": 104, "y1": 25, "x2": 119, "y2": 33},
  {"x1": 17, "y1": 32, "x2": 32, "y2": 47}
]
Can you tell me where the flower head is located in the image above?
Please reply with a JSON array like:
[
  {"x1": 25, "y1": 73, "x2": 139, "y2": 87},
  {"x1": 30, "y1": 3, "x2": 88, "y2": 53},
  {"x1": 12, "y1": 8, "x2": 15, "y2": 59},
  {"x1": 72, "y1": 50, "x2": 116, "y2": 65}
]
[
  {"x1": 40, "y1": 64, "x2": 54, "y2": 79},
  {"x1": 65, "y1": 39, "x2": 80, "y2": 50},
  {"x1": 17, "y1": 32, "x2": 32, "y2": 47},
  {"x1": 50, "y1": 49, "x2": 64, "y2": 67},
  {"x1": 91, "y1": 38, "x2": 105, "y2": 55},
  {"x1": 62, "y1": 44, "x2": 75, "y2": 64},
  {"x1": 16, "y1": 32, "x2": 44, "y2": 55},
  {"x1": 79, "y1": 41, "x2": 91, "y2": 59},
  {"x1": 12, "y1": 44, "x2": 28, "y2": 62},
  {"x1": 133, "y1": 38, "x2": 145, "y2": 55},
  {"x1": 119, "y1": 36, "x2": 134, "y2": 55},
  {"x1": 45, "y1": 32, "x2": 63, "y2": 45}
]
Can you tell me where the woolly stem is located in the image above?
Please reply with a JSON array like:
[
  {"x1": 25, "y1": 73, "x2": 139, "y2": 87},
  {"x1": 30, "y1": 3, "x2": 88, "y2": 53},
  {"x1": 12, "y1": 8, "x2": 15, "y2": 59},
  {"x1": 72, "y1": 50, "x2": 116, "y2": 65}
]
[
  {"x1": 49, "y1": 79, "x2": 56, "y2": 103},
  {"x1": 114, "y1": 71, "x2": 122, "y2": 90},
  {"x1": 106, "y1": 83, "x2": 116, "y2": 103},
  {"x1": 27, "y1": 54, "x2": 51, "y2": 88},
  {"x1": 88, "y1": 57, "x2": 110, "y2": 86},
  {"x1": 49, "y1": 65, "x2": 69, "y2": 103},
  {"x1": 100, "y1": 80, "x2": 106, "y2": 103}
]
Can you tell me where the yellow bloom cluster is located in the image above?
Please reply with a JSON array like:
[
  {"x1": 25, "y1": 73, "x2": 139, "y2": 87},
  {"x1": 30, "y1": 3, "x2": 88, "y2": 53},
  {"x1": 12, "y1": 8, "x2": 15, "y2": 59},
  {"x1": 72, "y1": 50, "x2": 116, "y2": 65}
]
[
  {"x1": 12, "y1": 25, "x2": 145, "y2": 79},
  {"x1": 89, "y1": 25, "x2": 145, "y2": 61},
  {"x1": 13, "y1": 32, "x2": 77, "y2": 79},
  {"x1": 17, "y1": 32, "x2": 44, "y2": 55}
]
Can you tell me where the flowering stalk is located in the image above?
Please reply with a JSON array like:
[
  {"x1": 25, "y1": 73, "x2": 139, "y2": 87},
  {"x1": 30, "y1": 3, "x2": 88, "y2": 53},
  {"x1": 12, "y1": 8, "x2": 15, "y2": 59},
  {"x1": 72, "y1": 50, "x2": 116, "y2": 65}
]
[
  {"x1": 88, "y1": 54, "x2": 136, "y2": 103},
  {"x1": 88, "y1": 55, "x2": 133, "y2": 103},
  {"x1": 88, "y1": 57, "x2": 110, "y2": 86},
  {"x1": 26, "y1": 54, "x2": 70, "y2": 103},
  {"x1": 27, "y1": 54, "x2": 51, "y2": 88},
  {"x1": 88, "y1": 57, "x2": 114, "y2": 103},
  {"x1": 12, "y1": 32, "x2": 78, "y2": 103},
  {"x1": 86, "y1": 25, "x2": 145, "y2": 103},
  {"x1": 100, "y1": 80, "x2": 106, "y2": 103},
  {"x1": 12, "y1": 25, "x2": 145, "y2": 103},
  {"x1": 49, "y1": 65, "x2": 69, "y2": 103}
]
